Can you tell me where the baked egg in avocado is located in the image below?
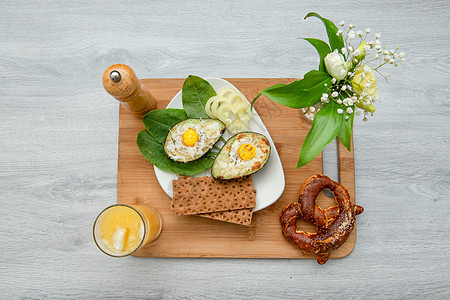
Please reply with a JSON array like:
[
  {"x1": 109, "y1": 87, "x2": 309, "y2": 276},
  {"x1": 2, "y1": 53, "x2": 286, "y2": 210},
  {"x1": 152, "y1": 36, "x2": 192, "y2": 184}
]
[
  {"x1": 164, "y1": 118, "x2": 225, "y2": 162},
  {"x1": 211, "y1": 132, "x2": 270, "y2": 179}
]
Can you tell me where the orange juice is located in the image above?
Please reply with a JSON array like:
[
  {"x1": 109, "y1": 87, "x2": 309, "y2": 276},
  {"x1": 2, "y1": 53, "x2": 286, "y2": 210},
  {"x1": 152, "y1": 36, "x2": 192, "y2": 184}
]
[{"x1": 93, "y1": 204, "x2": 162, "y2": 257}]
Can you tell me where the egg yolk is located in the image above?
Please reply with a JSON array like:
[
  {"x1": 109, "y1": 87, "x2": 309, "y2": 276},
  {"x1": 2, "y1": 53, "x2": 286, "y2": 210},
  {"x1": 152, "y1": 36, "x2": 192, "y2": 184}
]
[
  {"x1": 237, "y1": 143, "x2": 256, "y2": 160},
  {"x1": 182, "y1": 128, "x2": 198, "y2": 147}
]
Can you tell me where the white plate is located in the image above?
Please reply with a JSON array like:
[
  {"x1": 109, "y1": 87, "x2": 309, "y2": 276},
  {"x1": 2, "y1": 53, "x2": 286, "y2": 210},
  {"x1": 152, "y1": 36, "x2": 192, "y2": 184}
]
[{"x1": 153, "y1": 78, "x2": 285, "y2": 212}]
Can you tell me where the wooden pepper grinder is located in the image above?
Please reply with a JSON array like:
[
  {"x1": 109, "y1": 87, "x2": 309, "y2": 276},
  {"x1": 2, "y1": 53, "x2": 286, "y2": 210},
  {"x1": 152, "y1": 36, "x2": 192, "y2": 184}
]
[{"x1": 102, "y1": 64, "x2": 156, "y2": 118}]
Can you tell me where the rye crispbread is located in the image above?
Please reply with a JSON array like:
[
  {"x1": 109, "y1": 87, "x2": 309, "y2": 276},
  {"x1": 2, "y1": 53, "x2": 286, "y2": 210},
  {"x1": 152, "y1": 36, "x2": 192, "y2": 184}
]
[
  {"x1": 199, "y1": 208, "x2": 254, "y2": 226},
  {"x1": 171, "y1": 175, "x2": 256, "y2": 225}
]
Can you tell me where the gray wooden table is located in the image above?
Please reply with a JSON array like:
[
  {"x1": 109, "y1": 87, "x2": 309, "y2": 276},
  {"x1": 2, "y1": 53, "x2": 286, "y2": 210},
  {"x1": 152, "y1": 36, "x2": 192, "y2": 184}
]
[{"x1": 1, "y1": 0, "x2": 449, "y2": 298}]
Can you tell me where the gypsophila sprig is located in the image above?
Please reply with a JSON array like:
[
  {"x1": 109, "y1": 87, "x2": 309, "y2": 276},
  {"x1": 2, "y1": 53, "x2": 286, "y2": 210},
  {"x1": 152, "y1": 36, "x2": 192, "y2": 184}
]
[{"x1": 251, "y1": 12, "x2": 405, "y2": 168}]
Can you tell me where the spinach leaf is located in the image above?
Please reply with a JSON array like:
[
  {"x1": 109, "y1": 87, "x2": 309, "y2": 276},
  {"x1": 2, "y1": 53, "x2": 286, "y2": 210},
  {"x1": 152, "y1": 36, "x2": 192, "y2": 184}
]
[
  {"x1": 182, "y1": 75, "x2": 216, "y2": 118},
  {"x1": 143, "y1": 108, "x2": 187, "y2": 143},
  {"x1": 297, "y1": 101, "x2": 343, "y2": 168},
  {"x1": 137, "y1": 130, "x2": 215, "y2": 176},
  {"x1": 337, "y1": 105, "x2": 355, "y2": 151},
  {"x1": 253, "y1": 70, "x2": 331, "y2": 109},
  {"x1": 301, "y1": 38, "x2": 331, "y2": 72},
  {"x1": 137, "y1": 77, "x2": 221, "y2": 176},
  {"x1": 304, "y1": 12, "x2": 344, "y2": 54}
]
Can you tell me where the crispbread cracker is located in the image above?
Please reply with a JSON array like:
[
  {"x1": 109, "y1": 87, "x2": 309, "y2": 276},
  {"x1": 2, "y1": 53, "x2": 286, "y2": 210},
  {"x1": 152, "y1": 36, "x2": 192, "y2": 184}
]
[
  {"x1": 199, "y1": 208, "x2": 254, "y2": 226},
  {"x1": 171, "y1": 175, "x2": 256, "y2": 216}
]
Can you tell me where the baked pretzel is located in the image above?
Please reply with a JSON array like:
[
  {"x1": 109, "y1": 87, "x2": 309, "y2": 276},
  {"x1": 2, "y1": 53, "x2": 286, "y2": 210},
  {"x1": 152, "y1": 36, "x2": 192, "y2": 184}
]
[{"x1": 280, "y1": 174, "x2": 364, "y2": 264}]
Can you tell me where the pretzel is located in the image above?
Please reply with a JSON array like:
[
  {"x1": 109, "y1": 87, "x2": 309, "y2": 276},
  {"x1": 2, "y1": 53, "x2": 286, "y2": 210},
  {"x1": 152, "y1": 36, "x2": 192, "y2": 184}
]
[{"x1": 280, "y1": 174, "x2": 364, "y2": 264}]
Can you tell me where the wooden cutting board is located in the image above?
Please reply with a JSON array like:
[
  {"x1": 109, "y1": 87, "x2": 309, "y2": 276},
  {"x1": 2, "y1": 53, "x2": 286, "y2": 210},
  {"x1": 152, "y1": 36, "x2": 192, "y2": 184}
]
[{"x1": 117, "y1": 78, "x2": 358, "y2": 259}]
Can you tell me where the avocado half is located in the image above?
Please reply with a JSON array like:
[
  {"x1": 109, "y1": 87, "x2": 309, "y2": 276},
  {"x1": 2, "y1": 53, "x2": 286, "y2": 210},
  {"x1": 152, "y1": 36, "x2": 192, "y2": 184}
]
[
  {"x1": 164, "y1": 118, "x2": 225, "y2": 162},
  {"x1": 211, "y1": 131, "x2": 271, "y2": 180}
]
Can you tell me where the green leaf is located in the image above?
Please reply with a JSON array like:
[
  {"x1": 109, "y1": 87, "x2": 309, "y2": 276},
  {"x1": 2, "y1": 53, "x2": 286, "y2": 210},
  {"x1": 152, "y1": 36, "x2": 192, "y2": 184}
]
[
  {"x1": 297, "y1": 101, "x2": 343, "y2": 168},
  {"x1": 256, "y1": 70, "x2": 331, "y2": 109},
  {"x1": 137, "y1": 130, "x2": 214, "y2": 176},
  {"x1": 337, "y1": 105, "x2": 355, "y2": 151},
  {"x1": 251, "y1": 84, "x2": 285, "y2": 109},
  {"x1": 182, "y1": 75, "x2": 217, "y2": 118},
  {"x1": 301, "y1": 38, "x2": 331, "y2": 72},
  {"x1": 304, "y1": 12, "x2": 344, "y2": 54},
  {"x1": 143, "y1": 108, "x2": 188, "y2": 143}
]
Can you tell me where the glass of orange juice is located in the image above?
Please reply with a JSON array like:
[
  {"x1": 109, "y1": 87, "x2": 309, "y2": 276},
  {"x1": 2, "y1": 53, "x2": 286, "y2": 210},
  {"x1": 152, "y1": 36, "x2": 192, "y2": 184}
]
[{"x1": 93, "y1": 204, "x2": 162, "y2": 257}]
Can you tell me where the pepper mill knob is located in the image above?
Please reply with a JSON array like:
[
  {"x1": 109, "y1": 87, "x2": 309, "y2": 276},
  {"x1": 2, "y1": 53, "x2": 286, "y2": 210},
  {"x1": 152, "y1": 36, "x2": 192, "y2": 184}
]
[
  {"x1": 109, "y1": 71, "x2": 121, "y2": 82},
  {"x1": 102, "y1": 64, "x2": 156, "y2": 118}
]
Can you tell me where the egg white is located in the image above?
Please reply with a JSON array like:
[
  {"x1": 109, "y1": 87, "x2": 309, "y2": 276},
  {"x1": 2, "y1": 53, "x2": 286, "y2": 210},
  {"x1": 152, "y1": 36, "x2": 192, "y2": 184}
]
[{"x1": 228, "y1": 136, "x2": 265, "y2": 172}]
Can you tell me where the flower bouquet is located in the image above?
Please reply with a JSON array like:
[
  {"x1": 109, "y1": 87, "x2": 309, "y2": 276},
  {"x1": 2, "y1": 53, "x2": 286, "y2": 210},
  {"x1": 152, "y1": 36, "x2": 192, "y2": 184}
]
[{"x1": 252, "y1": 12, "x2": 404, "y2": 168}]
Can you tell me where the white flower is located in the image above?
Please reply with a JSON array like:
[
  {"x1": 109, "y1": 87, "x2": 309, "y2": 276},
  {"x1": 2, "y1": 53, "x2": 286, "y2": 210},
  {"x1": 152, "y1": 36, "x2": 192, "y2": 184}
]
[
  {"x1": 354, "y1": 49, "x2": 362, "y2": 56},
  {"x1": 341, "y1": 85, "x2": 347, "y2": 91},
  {"x1": 331, "y1": 78, "x2": 337, "y2": 84},
  {"x1": 375, "y1": 33, "x2": 381, "y2": 39},
  {"x1": 324, "y1": 49, "x2": 351, "y2": 81},
  {"x1": 348, "y1": 31, "x2": 356, "y2": 39},
  {"x1": 337, "y1": 108, "x2": 344, "y2": 114},
  {"x1": 373, "y1": 54, "x2": 379, "y2": 58},
  {"x1": 365, "y1": 28, "x2": 371, "y2": 33},
  {"x1": 336, "y1": 29, "x2": 343, "y2": 36},
  {"x1": 337, "y1": 99, "x2": 342, "y2": 104},
  {"x1": 399, "y1": 52, "x2": 405, "y2": 57},
  {"x1": 375, "y1": 40, "x2": 381, "y2": 45},
  {"x1": 343, "y1": 98, "x2": 354, "y2": 106},
  {"x1": 346, "y1": 107, "x2": 353, "y2": 114},
  {"x1": 348, "y1": 46, "x2": 353, "y2": 52},
  {"x1": 357, "y1": 30, "x2": 362, "y2": 36},
  {"x1": 341, "y1": 47, "x2": 347, "y2": 55},
  {"x1": 339, "y1": 21, "x2": 345, "y2": 26},
  {"x1": 309, "y1": 106, "x2": 316, "y2": 113},
  {"x1": 331, "y1": 91, "x2": 339, "y2": 97},
  {"x1": 364, "y1": 44, "x2": 370, "y2": 51},
  {"x1": 349, "y1": 24, "x2": 355, "y2": 29},
  {"x1": 383, "y1": 50, "x2": 389, "y2": 55}
]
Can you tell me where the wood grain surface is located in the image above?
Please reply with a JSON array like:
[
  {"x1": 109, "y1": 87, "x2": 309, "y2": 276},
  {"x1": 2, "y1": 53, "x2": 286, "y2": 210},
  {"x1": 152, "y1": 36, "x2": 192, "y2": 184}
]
[
  {"x1": 118, "y1": 78, "x2": 357, "y2": 258},
  {"x1": 1, "y1": 0, "x2": 449, "y2": 299}
]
